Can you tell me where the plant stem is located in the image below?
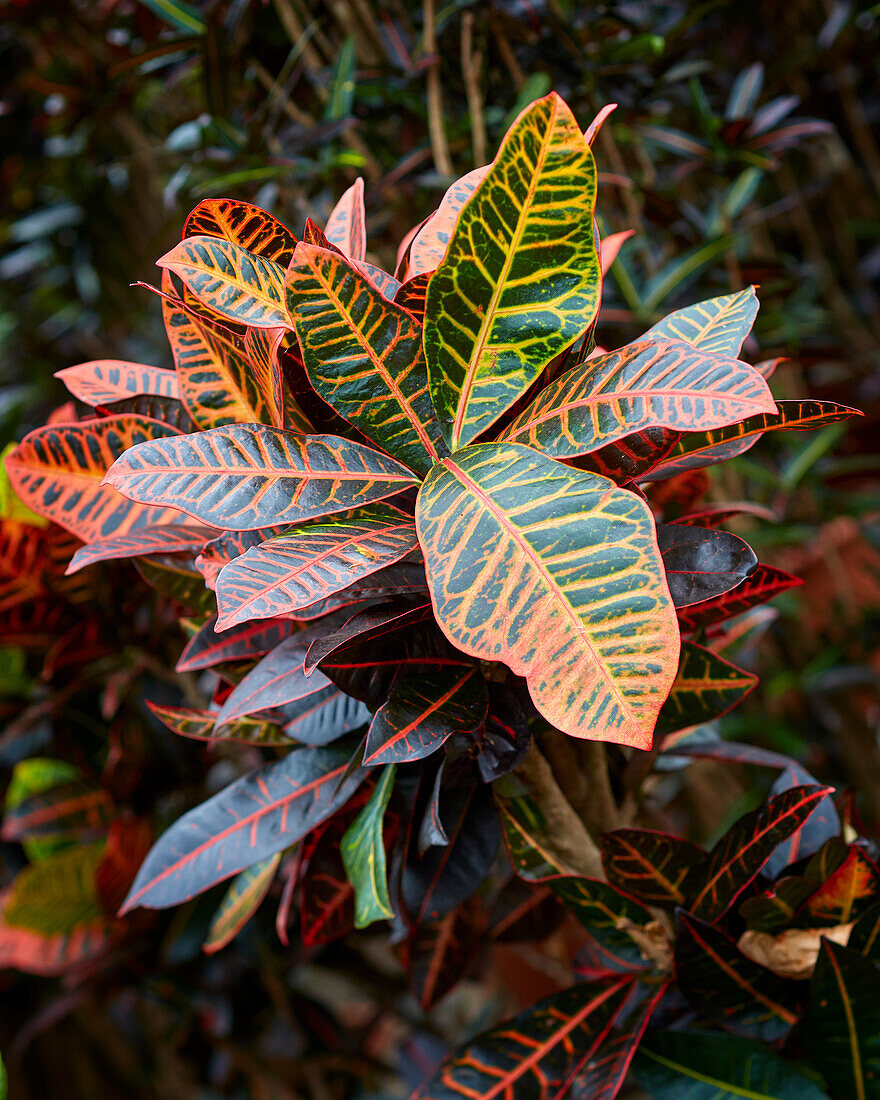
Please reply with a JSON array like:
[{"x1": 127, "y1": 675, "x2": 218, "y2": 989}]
[
  {"x1": 575, "y1": 740, "x2": 620, "y2": 836},
  {"x1": 423, "y1": 0, "x2": 453, "y2": 178}
]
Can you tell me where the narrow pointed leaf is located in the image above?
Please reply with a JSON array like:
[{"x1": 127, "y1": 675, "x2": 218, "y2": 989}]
[
  {"x1": 56, "y1": 361, "x2": 180, "y2": 405},
  {"x1": 304, "y1": 601, "x2": 433, "y2": 676},
  {"x1": 642, "y1": 288, "x2": 759, "y2": 357},
  {"x1": 364, "y1": 664, "x2": 488, "y2": 765},
  {"x1": 415, "y1": 979, "x2": 631, "y2": 1100},
  {"x1": 691, "y1": 785, "x2": 833, "y2": 923},
  {"x1": 5, "y1": 417, "x2": 184, "y2": 543},
  {"x1": 203, "y1": 852, "x2": 281, "y2": 954},
  {"x1": 66, "y1": 523, "x2": 209, "y2": 573},
  {"x1": 677, "y1": 564, "x2": 803, "y2": 632},
  {"x1": 195, "y1": 525, "x2": 290, "y2": 589},
  {"x1": 501, "y1": 340, "x2": 776, "y2": 459},
  {"x1": 103, "y1": 425, "x2": 419, "y2": 531},
  {"x1": 805, "y1": 939, "x2": 880, "y2": 1100},
  {"x1": 408, "y1": 165, "x2": 490, "y2": 277},
  {"x1": 657, "y1": 523, "x2": 757, "y2": 607},
  {"x1": 657, "y1": 642, "x2": 757, "y2": 734},
  {"x1": 120, "y1": 745, "x2": 366, "y2": 912},
  {"x1": 157, "y1": 235, "x2": 290, "y2": 328},
  {"x1": 601, "y1": 829, "x2": 708, "y2": 908},
  {"x1": 215, "y1": 503, "x2": 419, "y2": 628},
  {"x1": 147, "y1": 702, "x2": 291, "y2": 745},
  {"x1": 341, "y1": 763, "x2": 396, "y2": 928},
  {"x1": 408, "y1": 898, "x2": 485, "y2": 1009},
  {"x1": 324, "y1": 177, "x2": 367, "y2": 262},
  {"x1": 176, "y1": 614, "x2": 297, "y2": 671},
  {"x1": 183, "y1": 198, "x2": 297, "y2": 267},
  {"x1": 634, "y1": 1030, "x2": 831, "y2": 1099},
  {"x1": 416, "y1": 444, "x2": 679, "y2": 747},
  {"x1": 287, "y1": 242, "x2": 445, "y2": 475},
  {"x1": 281, "y1": 689, "x2": 371, "y2": 746},
  {"x1": 243, "y1": 326, "x2": 310, "y2": 432},
  {"x1": 425, "y1": 93, "x2": 601, "y2": 449}
]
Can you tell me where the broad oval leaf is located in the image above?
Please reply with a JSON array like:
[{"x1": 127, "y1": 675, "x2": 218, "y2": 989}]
[
  {"x1": 287, "y1": 242, "x2": 445, "y2": 475},
  {"x1": 55, "y1": 361, "x2": 180, "y2": 405},
  {"x1": 157, "y1": 235, "x2": 290, "y2": 328},
  {"x1": 323, "y1": 177, "x2": 367, "y2": 262},
  {"x1": 408, "y1": 164, "x2": 490, "y2": 277},
  {"x1": 642, "y1": 287, "x2": 760, "y2": 357},
  {"x1": 657, "y1": 523, "x2": 757, "y2": 607},
  {"x1": 364, "y1": 665, "x2": 488, "y2": 766},
  {"x1": 340, "y1": 762, "x2": 396, "y2": 928},
  {"x1": 424, "y1": 93, "x2": 601, "y2": 449},
  {"x1": 66, "y1": 523, "x2": 209, "y2": 574},
  {"x1": 103, "y1": 425, "x2": 419, "y2": 531},
  {"x1": 657, "y1": 642, "x2": 758, "y2": 735},
  {"x1": 203, "y1": 852, "x2": 282, "y2": 954},
  {"x1": 120, "y1": 745, "x2": 366, "y2": 912},
  {"x1": 5, "y1": 416, "x2": 184, "y2": 543},
  {"x1": 415, "y1": 979, "x2": 631, "y2": 1100},
  {"x1": 183, "y1": 198, "x2": 297, "y2": 267},
  {"x1": 416, "y1": 443, "x2": 679, "y2": 747},
  {"x1": 500, "y1": 339, "x2": 776, "y2": 459},
  {"x1": 215, "y1": 504, "x2": 419, "y2": 628}
]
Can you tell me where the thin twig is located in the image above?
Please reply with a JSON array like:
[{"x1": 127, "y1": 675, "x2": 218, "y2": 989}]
[
  {"x1": 461, "y1": 12, "x2": 487, "y2": 167},
  {"x1": 423, "y1": 0, "x2": 453, "y2": 178}
]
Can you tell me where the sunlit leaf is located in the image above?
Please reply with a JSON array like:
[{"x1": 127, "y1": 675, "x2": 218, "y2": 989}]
[
  {"x1": 183, "y1": 198, "x2": 297, "y2": 267},
  {"x1": 55, "y1": 360, "x2": 180, "y2": 406}
]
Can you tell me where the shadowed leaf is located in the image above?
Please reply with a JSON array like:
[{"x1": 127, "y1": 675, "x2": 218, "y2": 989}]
[
  {"x1": 601, "y1": 829, "x2": 708, "y2": 908},
  {"x1": 341, "y1": 763, "x2": 396, "y2": 928},
  {"x1": 203, "y1": 852, "x2": 282, "y2": 954},
  {"x1": 657, "y1": 642, "x2": 757, "y2": 734},
  {"x1": 657, "y1": 523, "x2": 757, "y2": 607}
]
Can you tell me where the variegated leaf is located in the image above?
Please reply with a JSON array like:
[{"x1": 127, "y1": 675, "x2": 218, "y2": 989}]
[
  {"x1": 66, "y1": 523, "x2": 210, "y2": 574},
  {"x1": 424, "y1": 93, "x2": 601, "y2": 449},
  {"x1": 394, "y1": 273, "x2": 430, "y2": 321},
  {"x1": 416, "y1": 444, "x2": 679, "y2": 747},
  {"x1": 103, "y1": 425, "x2": 419, "y2": 531},
  {"x1": 183, "y1": 198, "x2": 297, "y2": 267},
  {"x1": 215, "y1": 503, "x2": 419, "y2": 628},
  {"x1": 642, "y1": 287, "x2": 759, "y2": 357},
  {"x1": 408, "y1": 165, "x2": 490, "y2": 277},
  {"x1": 157, "y1": 235, "x2": 290, "y2": 328},
  {"x1": 55, "y1": 361, "x2": 180, "y2": 406},
  {"x1": 203, "y1": 852, "x2": 282, "y2": 954},
  {"x1": 500, "y1": 339, "x2": 776, "y2": 459},
  {"x1": 5, "y1": 417, "x2": 184, "y2": 543},
  {"x1": 286, "y1": 242, "x2": 446, "y2": 475},
  {"x1": 147, "y1": 702, "x2": 292, "y2": 745},
  {"x1": 340, "y1": 763, "x2": 396, "y2": 928},
  {"x1": 243, "y1": 326, "x2": 311, "y2": 432},
  {"x1": 324, "y1": 177, "x2": 367, "y2": 262},
  {"x1": 657, "y1": 641, "x2": 757, "y2": 734}
]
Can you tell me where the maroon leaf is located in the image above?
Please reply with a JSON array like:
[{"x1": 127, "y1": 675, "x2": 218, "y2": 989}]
[
  {"x1": 677, "y1": 564, "x2": 803, "y2": 632},
  {"x1": 66, "y1": 524, "x2": 211, "y2": 574},
  {"x1": 303, "y1": 601, "x2": 433, "y2": 676},
  {"x1": 176, "y1": 615, "x2": 298, "y2": 672},
  {"x1": 601, "y1": 829, "x2": 708, "y2": 909},
  {"x1": 657, "y1": 523, "x2": 757, "y2": 607},
  {"x1": 406, "y1": 898, "x2": 486, "y2": 1010}
]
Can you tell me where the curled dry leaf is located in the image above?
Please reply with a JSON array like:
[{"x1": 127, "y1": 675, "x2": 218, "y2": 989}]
[{"x1": 738, "y1": 921, "x2": 854, "y2": 980}]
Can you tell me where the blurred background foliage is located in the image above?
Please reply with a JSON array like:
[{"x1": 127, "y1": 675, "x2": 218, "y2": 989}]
[{"x1": 1, "y1": 0, "x2": 880, "y2": 1096}]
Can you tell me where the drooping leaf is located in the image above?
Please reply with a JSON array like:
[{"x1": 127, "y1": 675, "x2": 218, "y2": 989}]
[
  {"x1": 214, "y1": 503, "x2": 419, "y2": 628},
  {"x1": 286, "y1": 242, "x2": 445, "y2": 475},
  {"x1": 415, "y1": 979, "x2": 631, "y2": 1100},
  {"x1": 120, "y1": 744, "x2": 366, "y2": 912},
  {"x1": 424, "y1": 93, "x2": 601, "y2": 449},
  {"x1": 408, "y1": 165, "x2": 490, "y2": 278},
  {"x1": 677, "y1": 564, "x2": 803, "y2": 632},
  {"x1": 364, "y1": 664, "x2": 488, "y2": 765},
  {"x1": 147, "y1": 702, "x2": 292, "y2": 746},
  {"x1": 157, "y1": 235, "x2": 290, "y2": 328},
  {"x1": 802, "y1": 845, "x2": 880, "y2": 926},
  {"x1": 804, "y1": 939, "x2": 880, "y2": 1100},
  {"x1": 550, "y1": 877, "x2": 655, "y2": 971},
  {"x1": 136, "y1": 553, "x2": 215, "y2": 614},
  {"x1": 500, "y1": 339, "x2": 776, "y2": 459},
  {"x1": 203, "y1": 851, "x2": 282, "y2": 954},
  {"x1": 340, "y1": 762, "x2": 396, "y2": 928},
  {"x1": 657, "y1": 523, "x2": 757, "y2": 607},
  {"x1": 690, "y1": 785, "x2": 833, "y2": 923},
  {"x1": 323, "y1": 177, "x2": 367, "y2": 262},
  {"x1": 183, "y1": 198, "x2": 297, "y2": 267},
  {"x1": 176, "y1": 613, "x2": 297, "y2": 671},
  {"x1": 459, "y1": 685, "x2": 532, "y2": 783},
  {"x1": 675, "y1": 912, "x2": 800, "y2": 1039},
  {"x1": 303, "y1": 601, "x2": 433, "y2": 676},
  {"x1": 657, "y1": 642, "x2": 758, "y2": 734},
  {"x1": 104, "y1": 425, "x2": 419, "y2": 531},
  {"x1": 642, "y1": 288, "x2": 760, "y2": 357},
  {"x1": 66, "y1": 523, "x2": 209, "y2": 574},
  {"x1": 5, "y1": 416, "x2": 184, "y2": 543},
  {"x1": 55, "y1": 360, "x2": 180, "y2": 406},
  {"x1": 407, "y1": 897, "x2": 485, "y2": 1009},
  {"x1": 416, "y1": 443, "x2": 679, "y2": 747},
  {"x1": 634, "y1": 1029, "x2": 830, "y2": 1099},
  {"x1": 601, "y1": 828, "x2": 708, "y2": 908}
]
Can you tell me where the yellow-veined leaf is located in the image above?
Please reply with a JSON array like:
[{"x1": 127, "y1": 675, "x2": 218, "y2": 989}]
[
  {"x1": 415, "y1": 443, "x2": 679, "y2": 747},
  {"x1": 340, "y1": 763, "x2": 396, "y2": 928},
  {"x1": 203, "y1": 852, "x2": 282, "y2": 954},
  {"x1": 643, "y1": 287, "x2": 759, "y2": 357},
  {"x1": 424, "y1": 92, "x2": 601, "y2": 449},
  {"x1": 183, "y1": 198, "x2": 297, "y2": 267}
]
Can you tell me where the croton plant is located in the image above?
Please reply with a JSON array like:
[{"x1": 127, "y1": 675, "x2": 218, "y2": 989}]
[{"x1": 2, "y1": 93, "x2": 877, "y2": 1098}]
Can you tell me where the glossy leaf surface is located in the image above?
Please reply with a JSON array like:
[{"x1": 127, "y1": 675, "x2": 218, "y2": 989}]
[
  {"x1": 501, "y1": 339, "x2": 775, "y2": 459},
  {"x1": 657, "y1": 642, "x2": 757, "y2": 734},
  {"x1": 657, "y1": 523, "x2": 757, "y2": 607},
  {"x1": 424, "y1": 93, "x2": 601, "y2": 448},
  {"x1": 323, "y1": 177, "x2": 366, "y2": 262},
  {"x1": 184, "y1": 198, "x2": 297, "y2": 267},
  {"x1": 121, "y1": 745, "x2": 366, "y2": 912},
  {"x1": 176, "y1": 614, "x2": 297, "y2": 671},
  {"x1": 67, "y1": 523, "x2": 209, "y2": 574},
  {"x1": 340, "y1": 763, "x2": 396, "y2": 928},
  {"x1": 55, "y1": 361, "x2": 180, "y2": 405},
  {"x1": 601, "y1": 829, "x2": 707, "y2": 908},
  {"x1": 677, "y1": 564, "x2": 803, "y2": 632},
  {"x1": 416, "y1": 444, "x2": 679, "y2": 747},
  {"x1": 287, "y1": 242, "x2": 445, "y2": 475},
  {"x1": 203, "y1": 852, "x2": 281, "y2": 954},
  {"x1": 104, "y1": 425, "x2": 418, "y2": 531},
  {"x1": 642, "y1": 287, "x2": 759, "y2": 357}
]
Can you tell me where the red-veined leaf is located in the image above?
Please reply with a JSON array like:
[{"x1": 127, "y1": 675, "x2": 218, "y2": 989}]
[
  {"x1": 550, "y1": 877, "x2": 655, "y2": 971},
  {"x1": 415, "y1": 979, "x2": 631, "y2": 1100},
  {"x1": 601, "y1": 828, "x2": 708, "y2": 908},
  {"x1": 176, "y1": 613, "x2": 297, "y2": 671},
  {"x1": 203, "y1": 852, "x2": 282, "y2": 954},
  {"x1": 850, "y1": 903, "x2": 880, "y2": 963},
  {"x1": 416, "y1": 444, "x2": 679, "y2": 747},
  {"x1": 103, "y1": 424, "x2": 419, "y2": 531},
  {"x1": 407, "y1": 898, "x2": 486, "y2": 1009},
  {"x1": 500, "y1": 339, "x2": 776, "y2": 459},
  {"x1": 94, "y1": 818, "x2": 152, "y2": 915},
  {"x1": 408, "y1": 165, "x2": 490, "y2": 278},
  {"x1": 120, "y1": 745, "x2": 367, "y2": 912},
  {"x1": 495, "y1": 787, "x2": 601, "y2": 882},
  {"x1": 394, "y1": 273, "x2": 430, "y2": 321},
  {"x1": 425, "y1": 93, "x2": 601, "y2": 449},
  {"x1": 66, "y1": 523, "x2": 210, "y2": 574},
  {"x1": 580, "y1": 426, "x2": 680, "y2": 483},
  {"x1": 5, "y1": 416, "x2": 184, "y2": 543},
  {"x1": 2, "y1": 780, "x2": 113, "y2": 847},
  {"x1": 643, "y1": 287, "x2": 759, "y2": 357},
  {"x1": 286, "y1": 242, "x2": 445, "y2": 475},
  {"x1": 677, "y1": 564, "x2": 803, "y2": 632},
  {"x1": 802, "y1": 845, "x2": 880, "y2": 926},
  {"x1": 157, "y1": 235, "x2": 290, "y2": 328},
  {"x1": 656, "y1": 641, "x2": 757, "y2": 734},
  {"x1": 303, "y1": 601, "x2": 433, "y2": 676},
  {"x1": 324, "y1": 177, "x2": 366, "y2": 262},
  {"x1": 364, "y1": 664, "x2": 488, "y2": 765},
  {"x1": 212, "y1": 631, "x2": 330, "y2": 724},
  {"x1": 214, "y1": 503, "x2": 419, "y2": 628},
  {"x1": 147, "y1": 701, "x2": 291, "y2": 745},
  {"x1": 55, "y1": 361, "x2": 180, "y2": 406},
  {"x1": 657, "y1": 523, "x2": 757, "y2": 607},
  {"x1": 194, "y1": 525, "x2": 289, "y2": 589},
  {"x1": 183, "y1": 198, "x2": 297, "y2": 267},
  {"x1": 490, "y1": 880, "x2": 563, "y2": 943},
  {"x1": 691, "y1": 785, "x2": 834, "y2": 923}
]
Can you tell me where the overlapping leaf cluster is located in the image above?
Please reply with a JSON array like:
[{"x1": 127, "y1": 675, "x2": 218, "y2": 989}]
[{"x1": 1, "y1": 92, "x2": 868, "y2": 1098}]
